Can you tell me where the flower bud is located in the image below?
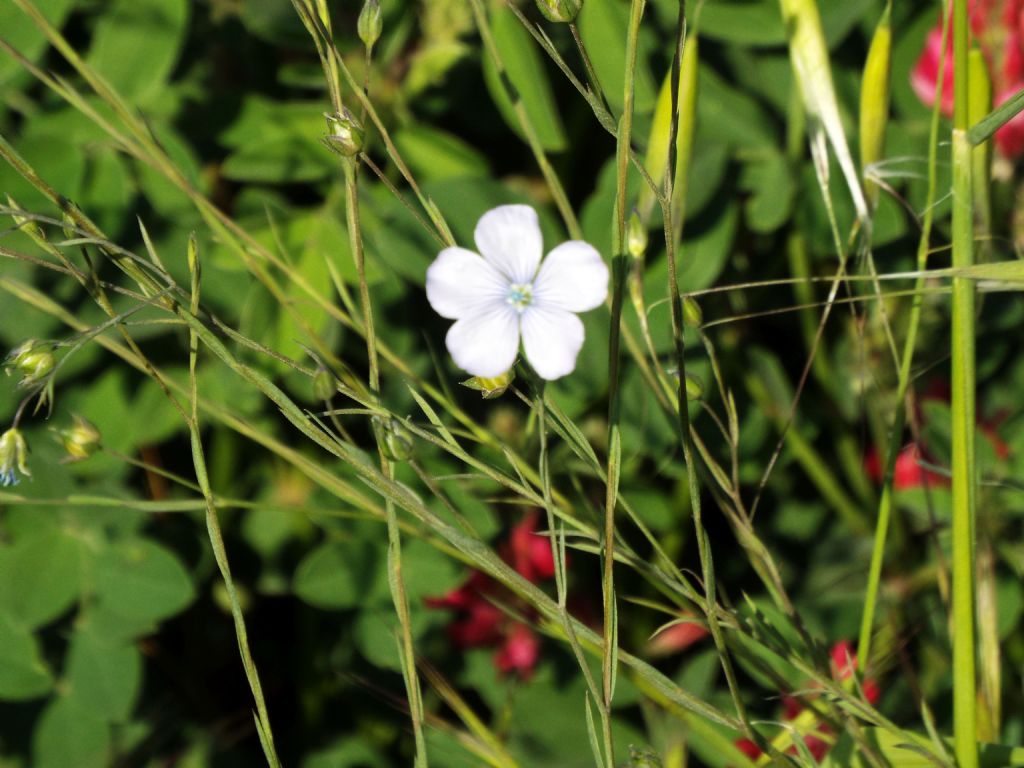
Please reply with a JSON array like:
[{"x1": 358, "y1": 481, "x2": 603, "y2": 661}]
[
  {"x1": 324, "y1": 110, "x2": 364, "y2": 157},
  {"x1": 5, "y1": 341, "x2": 55, "y2": 388},
  {"x1": 461, "y1": 369, "x2": 515, "y2": 399},
  {"x1": 682, "y1": 296, "x2": 703, "y2": 328},
  {"x1": 58, "y1": 415, "x2": 101, "y2": 462},
  {"x1": 627, "y1": 211, "x2": 647, "y2": 259},
  {"x1": 536, "y1": 0, "x2": 582, "y2": 23},
  {"x1": 313, "y1": 367, "x2": 335, "y2": 401},
  {"x1": 685, "y1": 373, "x2": 703, "y2": 401},
  {"x1": 375, "y1": 417, "x2": 414, "y2": 462},
  {"x1": 358, "y1": 0, "x2": 382, "y2": 49},
  {"x1": 858, "y1": 3, "x2": 891, "y2": 209},
  {"x1": 0, "y1": 428, "x2": 30, "y2": 486}
]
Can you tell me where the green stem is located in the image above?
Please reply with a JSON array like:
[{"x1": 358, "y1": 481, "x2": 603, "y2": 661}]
[
  {"x1": 951, "y1": 0, "x2": 979, "y2": 765},
  {"x1": 857, "y1": 1, "x2": 950, "y2": 671}
]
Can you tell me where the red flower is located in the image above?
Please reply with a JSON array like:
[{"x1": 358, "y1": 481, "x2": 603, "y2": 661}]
[
  {"x1": 913, "y1": 0, "x2": 1024, "y2": 158},
  {"x1": 646, "y1": 618, "x2": 710, "y2": 657},
  {"x1": 731, "y1": 641, "x2": 879, "y2": 764},
  {"x1": 426, "y1": 512, "x2": 556, "y2": 679}
]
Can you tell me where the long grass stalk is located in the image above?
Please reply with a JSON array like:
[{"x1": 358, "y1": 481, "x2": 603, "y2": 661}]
[
  {"x1": 857, "y1": 1, "x2": 951, "y2": 671},
  {"x1": 950, "y1": 0, "x2": 979, "y2": 763}
]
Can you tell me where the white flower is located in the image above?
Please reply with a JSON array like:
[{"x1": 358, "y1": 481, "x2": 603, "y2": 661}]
[{"x1": 426, "y1": 205, "x2": 608, "y2": 381}]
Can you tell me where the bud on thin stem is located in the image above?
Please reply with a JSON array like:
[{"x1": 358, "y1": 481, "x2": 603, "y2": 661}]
[
  {"x1": 58, "y1": 415, "x2": 101, "y2": 462},
  {"x1": 0, "y1": 428, "x2": 30, "y2": 486},
  {"x1": 535, "y1": 0, "x2": 582, "y2": 23},
  {"x1": 324, "y1": 110, "x2": 365, "y2": 158},
  {"x1": 358, "y1": 0, "x2": 382, "y2": 50},
  {"x1": 5, "y1": 340, "x2": 55, "y2": 388}
]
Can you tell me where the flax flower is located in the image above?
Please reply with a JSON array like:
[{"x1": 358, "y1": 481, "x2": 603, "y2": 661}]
[{"x1": 426, "y1": 205, "x2": 608, "y2": 381}]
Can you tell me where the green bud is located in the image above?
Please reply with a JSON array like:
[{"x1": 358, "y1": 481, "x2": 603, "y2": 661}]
[
  {"x1": 358, "y1": 0, "x2": 382, "y2": 49},
  {"x1": 461, "y1": 368, "x2": 515, "y2": 399},
  {"x1": 313, "y1": 368, "x2": 336, "y2": 401},
  {"x1": 0, "y1": 428, "x2": 30, "y2": 486},
  {"x1": 324, "y1": 109, "x2": 364, "y2": 157},
  {"x1": 58, "y1": 415, "x2": 101, "y2": 462},
  {"x1": 682, "y1": 296, "x2": 703, "y2": 328},
  {"x1": 5, "y1": 340, "x2": 55, "y2": 388},
  {"x1": 684, "y1": 373, "x2": 703, "y2": 401},
  {"x1": 627, "y1": 211, "x2": 647, "y2": 259},
  {"x1": 536, "y1": 0, "x2": 582, "y2": 23},
  {"x1": 375, "y1": 417, "x2": 414, "y2": 462}
]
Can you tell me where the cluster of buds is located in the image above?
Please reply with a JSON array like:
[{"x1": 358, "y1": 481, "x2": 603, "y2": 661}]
[
  {"x1": 4, "y1": 340, "x2": 55, "y2": 389},
  {"x1": 0, "y1": 428, "x2": 30, "y2": 486}
]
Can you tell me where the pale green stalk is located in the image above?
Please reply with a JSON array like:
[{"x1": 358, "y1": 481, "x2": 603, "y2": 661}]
[
  {"x1": 951, "y1": 0, "x2": 979, "y2": 763},
  {"x1": 183, "y1": 239, "x2": 281, "y2": 767},
  {"x1": 857, "y1": 2, "x2": 950, "y2": 670},
  {"x1": 468, "y1": 0, "x2": 581, "y2": 238},
  {"x1": 599, "y1": 2, "x2": 646, "y2": 763}
]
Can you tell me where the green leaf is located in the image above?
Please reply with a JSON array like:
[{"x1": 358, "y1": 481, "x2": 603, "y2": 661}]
[
  {"x1": 393, "y1": 125, "x2": 489, "y2": 181},
  {"x1": 65, "y1": 629, "x2": 142, "y2": 723},
  {"x1": 0, "y1": 0, "x2": 76, "y2": 90},
  {"x1": 482, "y1": 4, "x2": 567, "y2": 152},
  {"x1": 293, "y1": 539, "x2": 385, "y2": 610},
  {"x1": 0, "y1": 614, "x2": 52, "y2": 700},
  {"x1": 0, "y1": 530, "x2": 83, "y2": 630},
  {"x1": 86, "y1": 0, "x2": 189, "y2": 105},
  {"x1": 32, "y1": 696, "x2": 111, "y2": 768},
  {"x1": 94, "y1": 539, "x2": 195, "y2": 624},
  {"x1": 221, "y1": 138, "x2": 330, "y2": 184},
  {"x1": 740, "y1": 151, "x2": 795, "y2": 233},
  {"x1": 577, "y1": 0, "x2": 657, "y2": 114}
]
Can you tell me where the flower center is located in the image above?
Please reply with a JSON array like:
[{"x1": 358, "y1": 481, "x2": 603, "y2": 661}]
[{"x1": 505, "y1": 283, "x2": 533, "y2": 313}]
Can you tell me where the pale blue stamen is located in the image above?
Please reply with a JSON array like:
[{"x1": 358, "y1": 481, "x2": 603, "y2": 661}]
[{"x1": 505, "y1": 283, "x2": 533, "y2": 313}]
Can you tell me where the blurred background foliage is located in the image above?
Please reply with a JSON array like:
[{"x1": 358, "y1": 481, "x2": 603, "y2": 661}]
[{"x1": 0, "y1": 0, "x2": 1022, "y2": 766}]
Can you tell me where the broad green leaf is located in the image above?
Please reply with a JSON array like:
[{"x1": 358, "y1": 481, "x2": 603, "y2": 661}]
[
  {"x1": 577, "y1": 0, "x2": 657, "y2": 114},
  {"x1": 303, "y1": 740, "x2": 387, "y2": 768},
  {"x1": 0, "y1": 0, "x2": 76, "y2": 89},
  {"x1": 32, "y1": 696, "x2": 111, "y2": 768},
  {"x1": 353, "y1": 606, "x2": 434, "y2": 671},
  {"x1": 65, "y1": 629, "x2": 142, "y2": 723},
  {"x1": 0, "y1": 530, "x2": 82, "y2": 630},
  {"x1": 293, "y1": 539, "x2": 385, "y2": 610},
  {"x1": 393, "y1": 125, "x2": 489, "y2": 181},
  {"x1": 0, "y1": 614, "x2": 52, "y2": 700},
  {"x1": 482, "y1": 4, "x2": 567, "y2": 152},
  {"x1": 86, "y1": 0, "x2": 189, "y2": 105},
  {"x1": 94, "y1": 539, "x2": 194, "y2": 624},
  {"x1": 221, "y1": 138, "x2": 330, "y2": 184},
  {"x1": 740, "y1": 150, "x2": 795, "y2": 233}
]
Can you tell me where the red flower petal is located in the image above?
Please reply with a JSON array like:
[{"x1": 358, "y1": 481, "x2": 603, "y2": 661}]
[{"x1": 494, "y1": 623, "x2": 540, "y2": 678}]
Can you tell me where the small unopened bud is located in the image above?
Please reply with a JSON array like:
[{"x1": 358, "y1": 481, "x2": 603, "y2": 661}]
[
  {"x1": 627, "y1": 212, "x2": 647, "y2": 259},
  {"x1": 682, "y1": 296, "x2": 703, "y2": 328},
  {"x1": 685, "y1": 373, "x2": 703, "y2": 401},
  {"x1": 313, "y1": 368, "x2": 335, "y2": 401},
  {"x1": 536, "y1": 0, "x2": 582, "y2": 23},
  {"x1": 58, "y1": 415, "x2": 101, "y2": 462},
  {"x1": 5, "y1": 341, "x2": 55, "y2": 388},
  {"x1": 0, "y1": 428, "x2": 30, "y2": 486},
  {"x1": 324, "y1": 110, "x2": 364, "y2": 157},
  {"x1": 461, "y1": 369, "x2": 515, "y2": 399},
  {"x1": 358, "y1": 0, "x2": 382, "y2": 49},
  {"x1": 375, "y1": 417, "x2": 414, "y2": 462}
]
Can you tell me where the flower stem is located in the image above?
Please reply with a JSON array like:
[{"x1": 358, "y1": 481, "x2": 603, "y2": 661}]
[
  {"x1": 951, "y1": 0, "x2": 979, "y2": 765},
  {"x1": 857, "y1": 0, "x2": 950, "y2": 671}
]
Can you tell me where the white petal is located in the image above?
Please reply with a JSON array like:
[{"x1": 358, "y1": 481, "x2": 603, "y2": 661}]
[
  {"x1": 532, "y1": 241, "x2": 609, "y2": 313},
  {"x1": 426, "y1": 247, "x2": 508, "y2": 320},
  {"x1": 445, "y1": 306, "x2": 520, "y2": 378},
  {"x1": 521, "y1": 306, "x2": 585, "y2": 381},
  {"x1": 474, "y1": 205, "x2": 543, "y2": 284}
]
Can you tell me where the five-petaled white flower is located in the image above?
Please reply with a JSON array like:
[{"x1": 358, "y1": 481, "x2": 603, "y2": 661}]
[{"x1": 426, "y1": 205, "x2": 608, "y2": 381}]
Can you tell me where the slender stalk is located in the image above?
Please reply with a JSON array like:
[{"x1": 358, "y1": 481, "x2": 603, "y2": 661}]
[
  {"x1": 342, "y1": 153, "x2": 428, "y2": 766},
  {"x1": 951, "y1": 0, "x2": 979, "y2": 765},
  {"x1": 857, "y1": 2, "x2": 950, "y2": 669},
  {"x1": 599, "y1": 2, "x2": 646, "y2": 762}
]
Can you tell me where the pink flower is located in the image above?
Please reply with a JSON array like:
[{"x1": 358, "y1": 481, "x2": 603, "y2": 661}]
[
  {"x1": 645, "y1": 618, "x2": 710, "y2": 657},
  {"x1": 426, "y1": 512, "x2": 557, "y2": 679},
  {"x1": 913, "y1": 1, "x2": 1024, "y2": 158}
]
